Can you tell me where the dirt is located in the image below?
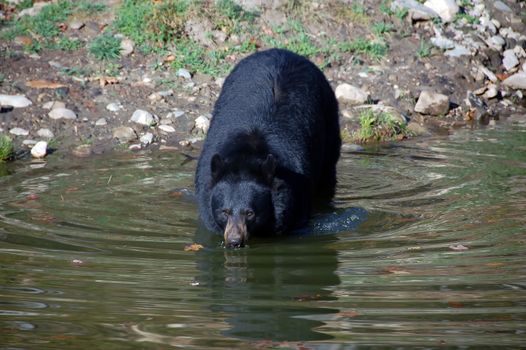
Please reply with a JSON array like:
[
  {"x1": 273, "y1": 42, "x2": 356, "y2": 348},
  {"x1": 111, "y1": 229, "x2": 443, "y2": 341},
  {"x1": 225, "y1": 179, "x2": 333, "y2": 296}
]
[{"x1": 0, "y1": 0, "x2": 525, "y2": 159}]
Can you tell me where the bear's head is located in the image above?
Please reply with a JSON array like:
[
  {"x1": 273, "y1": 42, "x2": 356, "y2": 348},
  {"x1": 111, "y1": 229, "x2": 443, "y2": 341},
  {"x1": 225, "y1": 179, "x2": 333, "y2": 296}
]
[{"x1": 209, "y1": 153, "x2": 276, "y2": 248}]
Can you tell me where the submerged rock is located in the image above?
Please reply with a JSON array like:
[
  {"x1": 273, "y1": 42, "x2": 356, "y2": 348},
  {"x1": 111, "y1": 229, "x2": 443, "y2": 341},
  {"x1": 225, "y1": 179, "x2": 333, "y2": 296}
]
[
  {"x1": 414, "y1": 90, "x2": 450, "y2": 115},
  {"x1": 113, "y1": 126, "x2": 137, "y2": 142},
  {"x1": 37, "y1": 128, "x2": 54, "y2": 139}
]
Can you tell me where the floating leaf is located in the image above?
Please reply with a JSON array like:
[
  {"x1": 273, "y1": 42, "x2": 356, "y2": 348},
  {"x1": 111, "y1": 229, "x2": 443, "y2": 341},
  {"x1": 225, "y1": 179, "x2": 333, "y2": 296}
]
[
  {"x1": 184, "y1": 243, "x2": 203, "y2": 252},
  {"x1": 449, "y1": 244, "x2": 469, "y2": 251}
]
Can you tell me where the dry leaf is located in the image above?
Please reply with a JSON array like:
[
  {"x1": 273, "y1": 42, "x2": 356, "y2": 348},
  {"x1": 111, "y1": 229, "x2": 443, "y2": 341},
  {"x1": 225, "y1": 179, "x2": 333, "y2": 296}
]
[
  {"x1": 26, "y1": 80, "x2": 66, "y2": 89},
  {"x1": 184, "y1": 243, "x2": 204, "y2": 252},
  {"x1": 99, "y1": 76, "x2": 119, "y2": 87},
  {"x1": 384, "y1": 266, "x2": 411, "y2": 275},
  {"x1": 163, "y1": 54, "x2": 176, "y2": 63}
]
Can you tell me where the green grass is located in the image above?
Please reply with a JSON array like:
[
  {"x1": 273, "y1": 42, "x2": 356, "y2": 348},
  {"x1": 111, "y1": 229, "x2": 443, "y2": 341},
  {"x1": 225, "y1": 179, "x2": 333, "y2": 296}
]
[
  {"x1": 54, "y1": 37, "x2": 83, "y2": 51},
  {"x1": 0, "y1": 135, "x2": 14, "y2": 162},
  {"x1": 394, "y1": 7, "x2": 409, "y2": 20},
  {"x1": 345, "y1": 109, "x2": 410, "y2": 143},
  {"x1": 416, "y1": 39, "x2": 432, "y2": 58},
  {"x1": 74, "y1": 1, "x2": 107, "y2": 15},
  {"x1": 339, "y1": 38, "x2": 388, "y2": 60},
  {"x1": 454, "y1": 13, "x2": 479, "y2": 25},
  {"x1": 372, "y1": 21, "x2": 394, "y2": 36},
  {"x1": 89, "y1": 34, "x2": 121, "y2": 60}
]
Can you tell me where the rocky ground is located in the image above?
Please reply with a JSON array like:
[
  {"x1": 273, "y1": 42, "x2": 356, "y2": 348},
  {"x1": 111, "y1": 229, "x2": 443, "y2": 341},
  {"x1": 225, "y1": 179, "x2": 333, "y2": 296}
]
[{"x1": 0, "y1": 0, "x2": 525, "y2": 160}]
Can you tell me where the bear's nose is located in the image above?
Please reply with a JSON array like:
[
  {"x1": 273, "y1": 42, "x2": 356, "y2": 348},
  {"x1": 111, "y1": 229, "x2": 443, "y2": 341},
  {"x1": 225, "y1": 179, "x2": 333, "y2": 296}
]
[{"x1": 226, "y1": 238, "x2": 244, "y2": 248}]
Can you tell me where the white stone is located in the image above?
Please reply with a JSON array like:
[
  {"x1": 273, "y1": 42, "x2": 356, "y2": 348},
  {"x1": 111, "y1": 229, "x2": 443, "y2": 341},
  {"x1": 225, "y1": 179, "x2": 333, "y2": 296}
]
[
  {"x1": 129, "y1": 144, "x2": 142, "y2": 151},
  {"x1": 502, "y1": 72, "x2": 526, "y2": 90},
  {"x1": 130, "y1": 109, "x2": 158, "y2": 126},
  {"x1": 106, "y1": 102, "x2": 123, "y2": 112},
  {"x1": 479, "y1": 16, "x2": 496, "y2": 34},
  {"x1": 95, "y1": 118, "x2": 107, "y2": 126},
  {"x1": 9, "y1": 127, "x2": 29, "y2": 136},
  {"x1": 140, "y1": 132, "x2": 154, "y2": 144},
  {"x1": 391, "y1": 0, "x2": 438, "y2": 20},
  {"x1": 194, "y1": 115, "x2": 210, "y2": 133},
  {"x1": 177, "y1": 68, "x2": 192, "y2": 80},
  {"x1": 22, "y1": 139, "x2": 37, "y2": 146},
  {"x1": 479, "y1": 66, "x2": 498, "y2": 82},
  {"x1": 486, "y1": 35, "x2": 505, "y2": 50},
  {"x1": 431, "y1": 36, "x2": 455, "y2": 49},
  {"x1": 423, "y1": 0, "x2": 458, "y2": 22},
  {"x1": 502, "y1": 50, "x2": 519, "y2": 71},
  {"x1": 484, "y1": 84, "x2": 498, "y2": 99},
  {"x1": 31, "y1": 141, "x2": 47, "y2": 158},
  {"x1": 42, "y1": 101, "x2": 65, "y2": 110},
  {"x1": 335, "y1": 83, "x2": 369, "y2": 105},
  {"x1": 120, "y1": 38, "x2": 134, "y2": 56},
  {"x1": 69, "y1": 20, "x2": 85, "y2": 30},
  {"x1": 414, "y1": 90, "x2": 450, "y2": 115},
  {"x1": 37, "y1": 128, "x2": 54, "y2": 139},
  {"x1": 159, "y1": 125, "x2": 176, "y2": 133},
  {"x1": 0, "y1": 94, "x2": 32, "y2": 108},
  {"x1": 48, "y1": 108, "x2": 77, "y2": 120}
]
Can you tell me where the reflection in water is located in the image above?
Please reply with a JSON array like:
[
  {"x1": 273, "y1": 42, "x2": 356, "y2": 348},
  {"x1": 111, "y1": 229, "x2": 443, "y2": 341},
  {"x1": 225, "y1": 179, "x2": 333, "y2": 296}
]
[{"x1": 195, "y1": 232, "x2": 340, "y2": 341}]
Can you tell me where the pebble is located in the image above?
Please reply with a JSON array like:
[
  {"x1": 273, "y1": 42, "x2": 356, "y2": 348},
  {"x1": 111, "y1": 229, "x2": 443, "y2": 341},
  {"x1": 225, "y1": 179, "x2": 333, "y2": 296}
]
[
  {"x1": 159, "y1": 125, "x2": 176, "y2": 133},
  {"x1": 48, "y1": 61, "x2": 63, "y2": 69},
  {"x1": 120, "y1": 38, "x2": 134, "y2": 56},
  {"x1": 140, "y1": 132, "x2": 154, "y2": 145},
  {"x1": 502, "y1": 50, "x2": 519, "y2": 71},
  {"x1": 479, "y1": 66, "x2": 498, "y2": 82},
  {"x1": 30, "y1": 141, "x2": 47, "y2": 158},
  {"x1": 42, "y1": 101, "x2": 65, "y2": 110},
  {"x1": 335, "y1": 83, "x2": 369, "y2": 105},
  {"x1": 37, "y1": 128, "x2": 54, "y2": 139},
  {"x1": 22, "y1": 139, "x2": 37, "y2": 146},
  {"x1": 9, "y1": 127, "x2": 29, "y2": 136},
  {"x1": 166, "y1": 110, "x2": 185, "y2": 119},
  {"x1": 341, "y1": 144, "x2": 365, "y2": 152},
  {"x1": 48, "y1": 107, "x2": 77, "y2": 120},
  {"x1": 486, "y1": 35, "x2": 505, "y2": 50},
  {"x1": 106, "y1": 102, "x2": 123, "y2": 112},
  {"x1": 423, "y1": 0, "x2": 458, "y2": 22},
  {"x1": 194, "y1": 115, "x2": 211, "y2": 134},
  {"x1": 502, "y1": 72, "x2": 526, "y2": 90},
  {"x1": 130, "y1": 109, "x2": 158, "y2": 126},
  {"x1": 95, "y1": 118, "x2": 107, "y2": 126},
  {"x1": 112, "y1": 126, "x2": 137, "y2": 142},
  {"x1": 177, "y1": 68, "x2": 192, "y2": 80},
  {"x1": 431, "y1": 36, "x2": 455, "y2": 50},
  {"x1": 0, "y1": 94, "x2": 32, "y2": 108},
  {"x1": 414, "y1": 90, "x2": 450, "y2": 115}
]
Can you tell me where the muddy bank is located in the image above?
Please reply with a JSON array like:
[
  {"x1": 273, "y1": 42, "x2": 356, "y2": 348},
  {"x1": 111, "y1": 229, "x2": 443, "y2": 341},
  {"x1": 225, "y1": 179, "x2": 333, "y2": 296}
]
[{"x1": 0, "y1": 0, "x2": 525, "y2": 160}]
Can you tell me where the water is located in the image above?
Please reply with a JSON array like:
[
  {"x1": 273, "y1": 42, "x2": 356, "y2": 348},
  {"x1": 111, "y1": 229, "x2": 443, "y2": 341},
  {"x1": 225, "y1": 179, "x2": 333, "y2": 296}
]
[{"x1": 1, "y1": 124, "x2": 525, "y2": 349}]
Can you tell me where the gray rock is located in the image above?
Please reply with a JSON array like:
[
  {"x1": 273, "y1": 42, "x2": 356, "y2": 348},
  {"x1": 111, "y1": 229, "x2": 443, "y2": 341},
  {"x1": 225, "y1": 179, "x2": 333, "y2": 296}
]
[
  {"x1": 112, "y1": 126, "x2": 137, "y2": 142},
  {"x1": 48, "y1": 108, "x2": 77, "y2": 120},
  {"x1": 37, "y1": 128, "x2": 54, "y2": 139},
  {"x1": 486, "y1": 35, "x2": 505, "y2": 50},
  {"x1": 22, "y1": 139, "x2": 37, "y2": 146},
  {"x1": 120, "y1": 38, "x2": 134, "y2": 56},
  {"x1": 502, "y1": 72, "x2": 526, "y2": 90},
  {"x1": 30, "y1": 141, "x2": 47, "y2": 158},
  {"x1": 106, "y1": 102, "x2": 123, "y2": 112},
  {"x1": 9, "y1": 127, "x2": 29, "y2": 136},
  {"x1": 95, "y1": 118, "x2": 107, "y2": 126},
  {"x1": 0, "y1": 94, "x2": 32, "y2": 108},
  {"x1": 502, "y1": 49, "x2": 519, "y2": 71},
  {"x1": 414, "y1": 90, "x2": 450, "y2": 115},
  {"x1": 130, "y1": 109, "x2": 158, "y2": 126},
  {"x1": 484, "y1": 84, "x2": 498, "y2": 99},
  {"x1": 494, "y1": 1, "x2": 512, "y2": 13},
  {"x1": 335, "y1": 83, "x2": 369, "y2": 105},
  {"x1": 177, "y1": 68, "x2": 192, "y2": 80},
  {"x1": 391, "y1": 0, "x2": 438, "y2": 21},
  {"x1": 407, "y1": 122, "x2": 429, "y2": 136},
  {"x1": 431, "y1": 36, "x2": 455, "y2": 49},
  {"x1": 69, "y1": 20, "x2": 85, "y2": 30},
  {"x1": 42, "y1": 101, "x2": 65, "y2": 110},
  {"x1": 48, "y1": 61, "x2": 64, "y2": 69},
  {"x1": 444, "y1": 44, "x2": 470, "y2": 57},
  {"x1": 140, "y1": 132, "x2": 154, "y2": 145},
  {"x1": 194, "y1": 115, "x2": 211, "y2": 134},
  {"x1": 159, "y1": 125, "x2": 176, "y2": 133},
  {"x1": 423, "y1": 0, "x2": 458, "y2": 22},
  {"x1": 72, "y1": 144, "x2": 92, "y2": 158},
  {"x1": 479, "y1": 16, "x2": 497, "y2": 34}
]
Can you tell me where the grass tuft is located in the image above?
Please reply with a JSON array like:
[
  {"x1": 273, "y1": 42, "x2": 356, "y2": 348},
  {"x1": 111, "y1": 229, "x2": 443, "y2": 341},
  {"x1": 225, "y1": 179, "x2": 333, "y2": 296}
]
[
  {"x1": 416, "y1": 39, "x2": 432, "y2": 58},
  {"x1": 346, "y1": 109, "x2": 410, "y2": 143},
  {"x1": 0, "y1": 135, "x2": 14, "y2": 162},
  {"x1": 89, "y1": 34, "x2": 121, "y2": 60}
]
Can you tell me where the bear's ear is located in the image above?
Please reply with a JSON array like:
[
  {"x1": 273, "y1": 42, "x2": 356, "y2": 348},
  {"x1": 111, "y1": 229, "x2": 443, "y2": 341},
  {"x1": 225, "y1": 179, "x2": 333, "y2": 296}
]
[
  {"x1": 261, "y1": 154, "x2": 276, "y2": 183},
  {"x1": 211, "y1": 154, "x2": 224, "y2": 181}
]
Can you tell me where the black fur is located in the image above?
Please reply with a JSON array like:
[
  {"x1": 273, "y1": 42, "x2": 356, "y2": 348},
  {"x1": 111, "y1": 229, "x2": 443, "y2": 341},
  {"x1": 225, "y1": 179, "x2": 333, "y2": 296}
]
[{"x1": 195, "y1": 48, "x2": 340, "y2": 237}]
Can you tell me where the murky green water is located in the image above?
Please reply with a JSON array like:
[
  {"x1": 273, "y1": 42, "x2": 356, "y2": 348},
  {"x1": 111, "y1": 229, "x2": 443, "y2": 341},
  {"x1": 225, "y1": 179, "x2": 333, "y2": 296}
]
[{"x1": 1, "y1": 125, "x2": 526, "y2": 349}]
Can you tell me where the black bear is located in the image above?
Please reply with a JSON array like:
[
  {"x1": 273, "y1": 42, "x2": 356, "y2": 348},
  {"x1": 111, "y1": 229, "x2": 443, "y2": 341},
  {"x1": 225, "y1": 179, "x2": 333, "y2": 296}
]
[{"x1": 195, "y1": 48, "x2": 340, "y2": 247}]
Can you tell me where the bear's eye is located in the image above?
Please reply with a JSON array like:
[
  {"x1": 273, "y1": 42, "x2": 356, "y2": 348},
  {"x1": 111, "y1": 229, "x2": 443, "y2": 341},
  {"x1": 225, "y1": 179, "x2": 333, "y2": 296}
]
[
  {"x1": 222, "y1": 208, "x2": 231, "y2": 218},
  {"x1": 245, "y1": 209, "x2": 255, "y2": 220}
]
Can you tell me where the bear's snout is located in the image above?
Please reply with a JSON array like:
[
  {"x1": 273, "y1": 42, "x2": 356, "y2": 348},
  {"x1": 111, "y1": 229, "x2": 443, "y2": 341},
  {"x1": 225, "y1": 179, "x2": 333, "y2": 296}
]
[{"x1": 224, "y1": 215, "x2": 248, "y2": 248}]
